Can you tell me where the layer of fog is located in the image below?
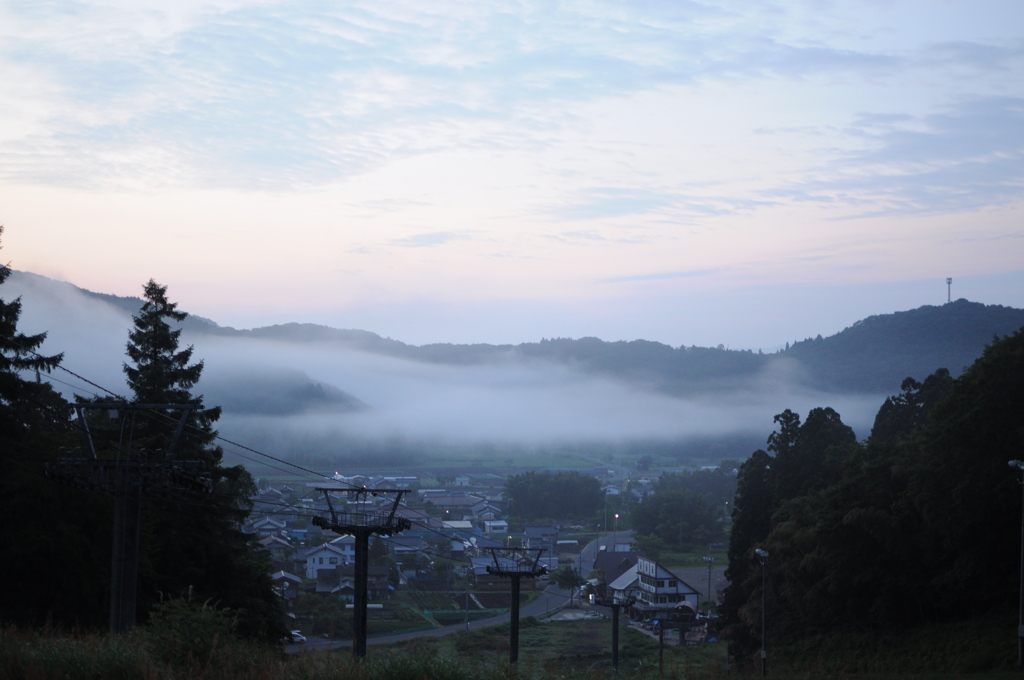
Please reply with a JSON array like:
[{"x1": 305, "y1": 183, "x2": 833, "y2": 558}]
[{"x1": 8, "y1": 272, "x2": 887, "y2": 463}]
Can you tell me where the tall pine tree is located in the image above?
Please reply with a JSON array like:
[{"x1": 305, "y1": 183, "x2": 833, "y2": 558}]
[
  {"x1": 123, "y1": 279, "x2": 220, "y2": 456},
  {"x1": 0, "y1": 227, "x2": 111, "y2": 628},
  {"x1": 0, "y1": 225, "x2": 67, "y2": 434},
  {"x1": 123, "y1": 279, "x2": 283, "y2": 640}
]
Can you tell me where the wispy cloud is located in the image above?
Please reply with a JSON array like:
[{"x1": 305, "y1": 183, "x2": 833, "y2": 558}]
[
  {"x1": 766, "y1": 96, "x2": 1024, "y2": 216},
  {"x1": 390, "y1": 231, "x2": 466, "y2": 248},
  {"x1": 5, "y1": 0, "x2": 1019, "y2": 195},
  {"x1": 552, "y1": 187, "x2": 774, "y2": 221},
  {"x1": 555, "y1": 188, "x2": 677, "y2": 219},
  {"x1": 600, "y1": 268, "x2": 720, "y2": 284}
]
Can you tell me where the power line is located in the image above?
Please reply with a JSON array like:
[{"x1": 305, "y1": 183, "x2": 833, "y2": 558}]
[
  {"x1": 8, "y1": 334, "x2": 341, "y2": 485},
  {"x1": 9, "y1": 368, "x2": 479, "y2": 557},
  {"x1": 3, "y1": 332, "x2": 494, "y2": 560}
]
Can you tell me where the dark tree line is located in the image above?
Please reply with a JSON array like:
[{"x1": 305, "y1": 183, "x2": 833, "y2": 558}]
[
  {"x1": 503, "y1": 470, "x2": 602, "y2": 521},
  {"x1": 630, "y1": 466, "x2": 737, "y2": 551},
  {"x1": 0, "y1": 237, "x2": 282, "y2": 639},
  {"x1": 723, "y1": 327, "x2": 1024, "y2": 659}
]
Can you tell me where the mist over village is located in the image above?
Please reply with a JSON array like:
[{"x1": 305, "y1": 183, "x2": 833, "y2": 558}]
[{"x1": 2, "y1": 2, "x2": 1024, "y2": 678}]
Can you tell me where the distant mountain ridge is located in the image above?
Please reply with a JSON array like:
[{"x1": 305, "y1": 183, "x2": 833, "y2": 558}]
[{"x1": 15, "y1": 270, "x2": 1024, "y2": 396}]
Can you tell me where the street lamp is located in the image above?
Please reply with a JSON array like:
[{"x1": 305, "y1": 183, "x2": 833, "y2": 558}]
[
  {"x1": 1010, "y1": 460, "x2": 1024, "y2": 666},
  {"x1": 614, "y1": 513, "x2": 619, "y2": 550},
  {"x1": 755, "y1": 549, "x2": 769, "y2": 677}
]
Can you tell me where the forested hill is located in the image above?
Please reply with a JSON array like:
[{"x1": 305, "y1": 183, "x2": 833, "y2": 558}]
[
  {"x1": 785, "y1": 299, "x2": 1024, "y2": 392},
  {"x1": 193, "y1": 300, "x2": 1024, "y2": 395},
  {"x1": 16, "y1": 270, "x2": 1024, "y2": 396}
]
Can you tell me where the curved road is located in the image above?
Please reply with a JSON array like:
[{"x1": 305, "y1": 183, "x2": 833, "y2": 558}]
[{"x1": 288, "y1": 533, "x2": 626, "y2": 653}]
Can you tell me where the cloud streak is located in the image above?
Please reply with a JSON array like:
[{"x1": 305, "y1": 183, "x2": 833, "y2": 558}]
[
  {"x1": 4, "y1": 0, "x2": 1021, "y2": 201},
  {"x1": 770, "y1": 96, "x2": 1024, "y2": 215}
]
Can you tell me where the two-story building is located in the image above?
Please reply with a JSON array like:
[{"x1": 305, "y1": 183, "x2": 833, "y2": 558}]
[
  {"x1": 523, "y1": 526, "x2": 558, "y2": 555},
  {"x1": 304, "y1": 542, "x2": 351, "y2": 579},
  {"x1": 634, "y1": 557, "x2": 699, "y2": 614}
]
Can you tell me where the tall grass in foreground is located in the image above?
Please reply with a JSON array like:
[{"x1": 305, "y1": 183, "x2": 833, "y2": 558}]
[
  {"x1": 0, "y1": 625, "x2": 721, "y2": 680},
  {"x1": 3, "y1": 619, "x2": 1021, "y2": 680}
]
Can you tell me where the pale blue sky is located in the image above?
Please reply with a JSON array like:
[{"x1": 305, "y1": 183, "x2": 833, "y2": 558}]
[{"x1": 2, "y1": 0, "x2": 1022, "y2": 348}]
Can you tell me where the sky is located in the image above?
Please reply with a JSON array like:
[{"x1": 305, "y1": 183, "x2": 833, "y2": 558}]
[{"x1": 2, "y1": 0, "x2": 1023, "y2": 349}]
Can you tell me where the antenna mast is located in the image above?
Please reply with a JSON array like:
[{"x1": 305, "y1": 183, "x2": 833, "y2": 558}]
[{"x1": 947, "y1": 277, "x2": 952, "y2": 303}]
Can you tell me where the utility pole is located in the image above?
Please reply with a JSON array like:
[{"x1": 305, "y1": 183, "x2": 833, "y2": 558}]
[
  {"x1": 703, "y1": 556, "x2": 715, "y2": 618},
  {"x1": 659, "y1": 619, "x2": 665, "y2": 677},
  {"x1": 485, "y1": 547, "x2": 548, "y2": 664},
  {"x1": 755, "y1": 549, "x2": 769, "y2": 677},
  {"x1": 1009, "y1": 460, "x2": 1024, "y2": 666},
  {"x1": 46, "y1": 403, "x2": 210, "y2": 634},
  {"x1": 593, "y1": 584, "x2": 635, "y2": 669},
  {"x1": 312, "y1": 487, "x2": 411, "y2": 659}
]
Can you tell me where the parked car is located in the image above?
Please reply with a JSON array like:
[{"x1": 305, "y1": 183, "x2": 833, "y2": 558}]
[{"x1": 288, "y1": 631, "x2": 306, "y2": 643}]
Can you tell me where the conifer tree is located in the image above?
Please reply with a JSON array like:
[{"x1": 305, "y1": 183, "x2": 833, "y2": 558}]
[
  {"x1": 122, "y1": 279, "x2": 283, "y2": 640},
  {"x1": 0, "y1": 228, "x2": 109, "y2": 628},
  {"x1": 123, "y1": 279, "x2": 220, "y2": 457},
  {"x1": 0, "y1": 225, "x2": 68, "y2": 433}
]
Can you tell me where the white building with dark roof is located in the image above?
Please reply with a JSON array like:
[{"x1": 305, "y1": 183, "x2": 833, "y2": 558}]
[
  {"x1": 304, "y1": 542, "x2": 351, "y2": 579},
  {"x1": 633, "y1": 557, "x2": 699, "y2": 613}
]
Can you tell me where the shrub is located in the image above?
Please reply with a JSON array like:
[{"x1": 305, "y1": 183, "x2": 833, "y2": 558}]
[{"x1": 143, "y1": 587, "x2": 240, "y2": 668}]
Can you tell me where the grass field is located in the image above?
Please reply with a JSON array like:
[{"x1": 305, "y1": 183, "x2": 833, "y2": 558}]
[
  {"x1": 4, "y1": 612, "x2": 1021, "y2": 679},
  {"x1": 659, "y1": 547, "x2": 729, "y2": 568},
  {"x1": 387, "y1": 617, "x2": 729, "y2": 677}
]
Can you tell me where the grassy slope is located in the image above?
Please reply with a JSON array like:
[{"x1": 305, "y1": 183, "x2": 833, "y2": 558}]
[{"x1": 3, "y1": 614, "x2": 1021, "y2": 679}]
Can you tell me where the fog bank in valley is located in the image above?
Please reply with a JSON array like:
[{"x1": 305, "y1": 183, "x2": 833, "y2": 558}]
[{"x1": 9, "y1": 272, "x2": 887, "y2": 467}]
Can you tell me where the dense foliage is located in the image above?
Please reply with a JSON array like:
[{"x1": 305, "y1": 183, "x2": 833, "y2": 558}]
[
  {"x1": 503, "y1": 470, "x2": 602, "y2": 521},
  {"x1": 723, "y1": 326, "x2": 1024, "y2": 662},
  {"x1": 630, "y1": 466, "x2": 737, "y2": 552},
  {"x1": 116, "y1": 280, "x2": 283, "y2": 639},
  {"x1": 0, "y1": 229, "x2": 107, "y2": 627},
  {"x1": 0, "y1": 249, "x2": 281, "y2": 639}
]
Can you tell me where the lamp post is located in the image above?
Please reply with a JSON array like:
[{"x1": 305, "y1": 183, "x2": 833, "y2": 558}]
[
  {"x1": 613, "y1": 513, "x2": 619, "y2": 550},
  {"x1": 604, "y1": 494, "x2": 609, "y2": 535},
  {"x1": 755, "y1": 549, "x2": 769, "y2": 677},
  {"x1": 1010, "y1": 460, "x2": 1024, "y2": 666}
]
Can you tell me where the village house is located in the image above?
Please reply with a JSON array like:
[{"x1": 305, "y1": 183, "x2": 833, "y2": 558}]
[
  {"x1": 304, "y1": 542, "x2": 351, "y2": 579},
  {"x1": 258, "y1": 535, "x2": 293, "y2": 564},
  {"x1": 315, "y1": 565, "x2": 390, "y2": 601},
  {"x1": 482, "y1": 519, "x2": 509, "y2": 535},
  {"x1": 271, "y1": 570, "x2": 302, "y2": 612},
  {"x1": 632, "y1": 557, "x2": 699, "y2": 617},
  {"x1": 426, "y1": 494, "x2": 483, "y2": 519},
  {"x1": 523, "y1": 526, "x2": 559, "y2": 554},
  {"x1": 593, "y1": 550, "x2": 645, "y2": 586},
  {"x1": 245, "y1": 516, "x2": 287, "y2": 538}
]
